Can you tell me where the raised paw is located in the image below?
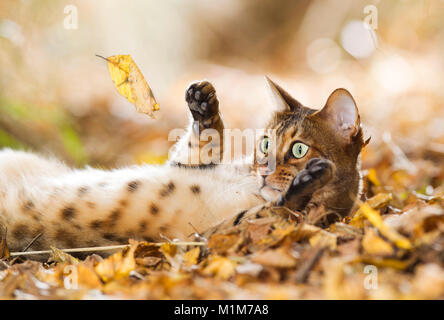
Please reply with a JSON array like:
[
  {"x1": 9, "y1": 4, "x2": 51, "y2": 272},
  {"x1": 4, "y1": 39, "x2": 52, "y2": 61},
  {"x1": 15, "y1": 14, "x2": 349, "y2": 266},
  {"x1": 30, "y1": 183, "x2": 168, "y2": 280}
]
[
  {"x1": 277, "y1": 158, "x2": 334, "y2": 207},
  {"x1": 294, "y1": 158, "x2": 334, "y2": 190},
  {"x1": 185, "y1": 81, "x2": 219, "y2": 125}
]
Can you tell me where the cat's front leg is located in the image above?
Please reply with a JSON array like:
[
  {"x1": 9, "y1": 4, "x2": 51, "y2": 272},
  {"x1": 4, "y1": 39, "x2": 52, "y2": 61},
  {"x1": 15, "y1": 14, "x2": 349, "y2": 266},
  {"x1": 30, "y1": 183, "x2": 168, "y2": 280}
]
[
  {"x1": 277, "y1": 158, "x2": 335, "y2": 211},
  {"x1": 200, "y1": 158, "x2": 335, "y2": 238},
  {"x1": 169, "y1": 81, "x2": 225, "y2": 167}
]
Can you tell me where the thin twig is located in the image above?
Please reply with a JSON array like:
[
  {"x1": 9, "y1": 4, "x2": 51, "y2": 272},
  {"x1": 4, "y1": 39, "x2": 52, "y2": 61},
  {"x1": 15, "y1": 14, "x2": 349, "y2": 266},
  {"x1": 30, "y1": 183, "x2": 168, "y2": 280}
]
[
  {"x1": 10, "y1": 241, "x2": 206, "y2": 257},
  {"x1": 294, "y1": 246, "x2": 325, "y2": 283},
  {"x1": 187, "y1": 222, "x2": 208, "y2": 242},
  {"x1": 188, "y1": 222, "x2": 201, "y2": 235},
  {"x1": 21, "y1": 233, "x2": 42, "y2": 252},
  {"x1": 95, "y1": 54, "x2": 108, "y2": 61}
]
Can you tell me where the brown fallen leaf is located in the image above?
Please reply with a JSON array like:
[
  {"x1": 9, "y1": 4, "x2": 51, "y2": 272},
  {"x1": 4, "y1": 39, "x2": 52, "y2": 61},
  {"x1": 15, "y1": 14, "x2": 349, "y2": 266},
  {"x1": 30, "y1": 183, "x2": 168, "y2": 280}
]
[
  {"x1": 309, "y1": 230, "x2": 337, "y2": 250},
  {"x1": 257, "y1": 225, "x2": 296, "y2": 248},
  {"x1": 384, "y1": 204, "x2": 444, "y2": 237},
  {"x1": 329, "y1": 222, "x2": 362, "y2": 239},
  {"x1": 208, "y1": 234, "x2": 240, "y2": 255},
  {"x1": 95, "y1": 244, "x2": 136, "y2": 282},
  {"x1": 251, "y1": 248, "x2": 297, "y2": 268},
  {"x1": 362, "y1": 229, "x2": 394, "y2": 256},
  {"x1": 49, "y1": 246, "x2": 79, "y2": 264},
  {"x1": 202, "y1": 256, "x2": 237, "y2": 280},
  {"x1": 244, "y1": 218, "x2": 274, "y2": 242},
  {"x1": 135, "y1": 256, "x2": 162, "y2": 268},
  {"x1": 72, "y1": 264, "x2": 103, "y2": 289}
]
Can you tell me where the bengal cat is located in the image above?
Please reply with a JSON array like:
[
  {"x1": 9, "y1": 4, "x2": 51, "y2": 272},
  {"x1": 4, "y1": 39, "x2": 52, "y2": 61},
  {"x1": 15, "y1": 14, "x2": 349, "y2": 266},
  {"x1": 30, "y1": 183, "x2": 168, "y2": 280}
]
[{"x1": 0, "y1": 78, "x2": 366, "y2": 255}]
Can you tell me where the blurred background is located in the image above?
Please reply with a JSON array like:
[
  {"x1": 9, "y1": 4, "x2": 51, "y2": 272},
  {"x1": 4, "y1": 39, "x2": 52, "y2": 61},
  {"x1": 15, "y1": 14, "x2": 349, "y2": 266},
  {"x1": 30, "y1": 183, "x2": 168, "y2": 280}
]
[{"x1": 0, "y1": 0, "x2": 443, "y2": 171}]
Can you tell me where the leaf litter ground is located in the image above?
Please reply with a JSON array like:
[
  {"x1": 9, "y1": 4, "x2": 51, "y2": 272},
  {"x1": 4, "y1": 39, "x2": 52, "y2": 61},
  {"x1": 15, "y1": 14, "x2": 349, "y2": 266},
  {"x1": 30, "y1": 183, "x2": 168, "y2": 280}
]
[{"x1": 0, "y1": 138, "x2": 443, "y2": 299}]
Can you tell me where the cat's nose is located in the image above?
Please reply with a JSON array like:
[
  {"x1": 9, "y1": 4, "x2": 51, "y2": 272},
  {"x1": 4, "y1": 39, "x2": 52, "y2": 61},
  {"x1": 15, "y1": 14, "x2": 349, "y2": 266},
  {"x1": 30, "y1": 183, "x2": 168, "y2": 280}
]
[{"x1": 258, "y1": 165, "x2": 272, "y2": 178}]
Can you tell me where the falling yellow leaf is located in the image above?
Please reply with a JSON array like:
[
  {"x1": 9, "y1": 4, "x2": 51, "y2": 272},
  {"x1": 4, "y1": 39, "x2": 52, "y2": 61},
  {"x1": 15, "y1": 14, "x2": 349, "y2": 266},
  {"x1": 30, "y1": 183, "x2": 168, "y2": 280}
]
[
  {"x1": 360, "y1": 203, "x2": 412, "y2": 249},
  {"x1": 97, "y1": 54, "x2": 159, "y2": 118}
]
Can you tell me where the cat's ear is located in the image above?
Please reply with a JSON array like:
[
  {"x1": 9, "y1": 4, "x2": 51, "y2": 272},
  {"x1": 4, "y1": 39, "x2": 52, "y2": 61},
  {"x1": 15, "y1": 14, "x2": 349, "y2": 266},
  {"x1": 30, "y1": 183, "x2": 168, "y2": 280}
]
[
  {"x1": 265, "y1": 76, "x2": 303, "y2": 112},
  {"x1": 311, "y1": 88, "x2": 360, "y2": 142}
]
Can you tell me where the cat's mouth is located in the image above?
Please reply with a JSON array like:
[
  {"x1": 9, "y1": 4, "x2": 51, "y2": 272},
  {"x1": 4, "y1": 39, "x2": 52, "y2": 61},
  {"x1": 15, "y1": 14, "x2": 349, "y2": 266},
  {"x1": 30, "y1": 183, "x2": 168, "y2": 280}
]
[
  {"x1": 260, "y1": 185, "x2": 282, "y2": 202},
  {"x1": 257, "y1": 173, "x2": 284, "y2": 201}
]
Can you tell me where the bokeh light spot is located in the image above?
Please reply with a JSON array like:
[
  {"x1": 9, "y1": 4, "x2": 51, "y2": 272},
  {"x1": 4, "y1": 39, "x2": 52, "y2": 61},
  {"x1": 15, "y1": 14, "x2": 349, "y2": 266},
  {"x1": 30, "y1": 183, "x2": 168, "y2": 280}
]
[
  {"x1": 306, "y1": 38, "x2": 341, "y2": 74},
  {"x1": 340, "y1": 20, "x2": 377, "y2": 59}
]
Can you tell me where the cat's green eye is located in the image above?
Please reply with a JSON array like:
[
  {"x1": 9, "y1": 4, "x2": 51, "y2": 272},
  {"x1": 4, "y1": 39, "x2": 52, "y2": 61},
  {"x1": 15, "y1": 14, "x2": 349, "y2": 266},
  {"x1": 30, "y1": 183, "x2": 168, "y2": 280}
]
[
  {"x1": 292, "y1": 142, "x2": 309, "y2": 158},
  {"x1": 260, "y1": 137, "x2": 270, "y2": 154}
]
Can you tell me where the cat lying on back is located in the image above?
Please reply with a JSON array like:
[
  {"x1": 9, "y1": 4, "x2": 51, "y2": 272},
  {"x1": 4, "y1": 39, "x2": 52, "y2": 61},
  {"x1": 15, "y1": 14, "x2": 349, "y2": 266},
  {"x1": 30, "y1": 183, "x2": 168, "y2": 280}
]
[{"x1": 0, "y1": 78, "x2": 366, "y2": 253}]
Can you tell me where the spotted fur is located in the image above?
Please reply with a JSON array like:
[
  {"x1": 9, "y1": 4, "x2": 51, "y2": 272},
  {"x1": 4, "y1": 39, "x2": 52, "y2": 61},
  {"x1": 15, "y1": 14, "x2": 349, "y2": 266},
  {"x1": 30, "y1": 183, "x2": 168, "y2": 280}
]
[{"x1": 0, "y1": 79, "x2": 366, "y2": 255}]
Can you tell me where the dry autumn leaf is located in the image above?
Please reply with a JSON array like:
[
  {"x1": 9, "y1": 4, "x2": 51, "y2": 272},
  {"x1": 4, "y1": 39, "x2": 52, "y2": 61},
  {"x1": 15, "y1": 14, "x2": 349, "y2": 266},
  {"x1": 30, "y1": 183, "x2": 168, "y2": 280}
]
[
  {"x1": 309, "y1": 230, "x2": 337, "y2": 250},
  {"x1": 97, "y1": 54, "x2": 159, "y2": 118},
  {"x1": 95, "y1": 244, "x2": 137, "y2": 282},
  {"x1": 362, "y1": 229, "x2": 394, "y2": 256},
  {"x1": 208, "y1": 234, "x2": 240, "y2": 255},
  {"x1": 366, "y1": 168, "x2": 381, "y2": 186},
  {"x1": 50, "y1": 246, "x2": 79, "y2": 264},
  {"x1": 251, "y1": 248, "x2": 297, "y2": 268},
  {"x1": 76, "y1": 264, "x2": 103, "y2": 289},
  {"x1": 360, "y1": 203, "x2": 412, "y2": 250},
  {"x1": 202, "y1": 256, "x2": 237, "y2": 280},
  {"x1": 159, "y1": 243, "x2": 177, "y2": 258},
  {"x1": 183, "y1": 247, "x2": 200, "y2": 267},
  {"x1": 349, "y1": 193, "x2": 393, "y2": 228}
]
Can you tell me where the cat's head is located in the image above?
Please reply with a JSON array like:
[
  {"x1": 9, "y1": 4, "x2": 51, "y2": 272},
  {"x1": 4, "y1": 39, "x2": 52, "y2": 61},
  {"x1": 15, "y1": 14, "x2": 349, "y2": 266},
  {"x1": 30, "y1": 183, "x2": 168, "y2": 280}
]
[{"x1": 254, "y1": 77, "x2": 367, "y2": 217}]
